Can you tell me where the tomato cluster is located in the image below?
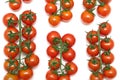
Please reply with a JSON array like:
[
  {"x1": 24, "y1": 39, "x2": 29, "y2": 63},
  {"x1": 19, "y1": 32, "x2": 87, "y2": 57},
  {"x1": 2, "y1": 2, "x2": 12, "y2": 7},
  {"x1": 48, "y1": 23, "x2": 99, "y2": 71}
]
[
  {"x1": 81, "y1": 0, "x2": 111, "y2": 24},
  {"x1": 46, "y1": 31, "x2": 78, "y2": 80},
  {"x1": 3, "y1": 10, "x2": 39, "y2": 80},
  {"x1": 6, "y1": 0, "x2": 31, "y2": 11},
  {"x1": 45, "y1": 0, "x2": 74, "y2": 26},
  {"x1": 86, "y1": 21, "x2": 117, "y2": 80}
]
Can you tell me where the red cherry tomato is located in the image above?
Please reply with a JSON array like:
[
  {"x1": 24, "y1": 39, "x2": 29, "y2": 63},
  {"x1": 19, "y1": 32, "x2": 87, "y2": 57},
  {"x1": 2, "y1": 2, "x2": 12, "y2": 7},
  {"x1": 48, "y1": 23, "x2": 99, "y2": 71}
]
[
  {"x1": 4, "y1": 73, "x2": 18, "y2": 80},
  {"x1": 83, "y1": 0, "x2": 96, "y2": 9},
  {"x1": 61, "y1": 10, "x2": 73, "y2": 21},
  {"x1": 46, "y1": 70, "x2": 58, "y2": 80},
  {"x1": 59, "y1": 75, "x2": 70, "y2": 80},
  {"x1": 49, "y1": 58, "x2": 60, "y2": 70},
  {"x1": 49, "y1": 15, "x2": 61, "y2": 26},
  {"x1": 100, "y1": 0, "x2": 111, "y2": 4},
  {"x1": 90, "y1": 73, "x2": 104, "y2": 80},
  {"x1": 9, "y1": 0, "x2": 22, "y2": 10},
  {"x1": 62, "y1": 0, "x2": 74, "y2": 9}
]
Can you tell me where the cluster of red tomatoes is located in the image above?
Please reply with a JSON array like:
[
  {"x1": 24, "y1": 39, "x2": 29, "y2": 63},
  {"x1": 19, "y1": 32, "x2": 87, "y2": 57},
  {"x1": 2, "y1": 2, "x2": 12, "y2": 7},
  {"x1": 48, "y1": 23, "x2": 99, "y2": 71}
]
[
  {"x1": 3, "y1": 10, "x2": 39, "y2": 80},
  {"x1": 46, "y1": 31, "x2": 78, "y2": 80},
  {"x1": 81, "y1": 0, "x2": 111, "y2": 24},
  {"x1": 6, "y1": 0, "x2": 31, "y2": 10},
  {"x1": 86, "y1": 21, "x2": 116, "y2": 80},
  {"x1": 45, "y1": 0, "x2": 74, "y2": 26}
]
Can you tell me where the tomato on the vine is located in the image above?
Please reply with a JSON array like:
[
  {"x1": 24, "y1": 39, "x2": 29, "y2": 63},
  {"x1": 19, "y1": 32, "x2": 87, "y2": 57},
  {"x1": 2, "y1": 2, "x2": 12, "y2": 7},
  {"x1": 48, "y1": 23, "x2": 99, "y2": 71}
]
[
  {"x1": 97, "y1": 4, "x2": 111, "y2": 17},
  {"x1": 22, "y1": 25, "x2": 36, "y2": 40},
  {"x1": 83, "y1": 0, "x2": 96, "y2": 9},
  {"x1": 49, "y1": 15, "x2": 61, "y2": 26},
  {"x1": 19, "y1": 68, "x2": 33, "y2": 79},
  {"x1": 65, "y1": 62, "x2": 78, "y2": 75},
  {"x1": 62, "y1": 33, "x2": 75, "y2": 47},
  {"x1": 3, "y1": 13, "x2": 18, "y2": 27},
  {"x1": 25, "y1": 54, "x2": 39, "y2": 67},
  {"x1": 62, "y1": 0, "x2": 74, "y2": 9},
  {"x1": 90, "y1": 73, "x2": 103, "y2": 80},
  {"x1": 86, "y1": 30, "x2": 98, "y2": 44},
  {"x1": 47, "y1": 31, "x2": 61, "y2": 44},
  {"x1": 61, "y1": 10, "x2": 73, "y2": 21},
  {"x1": 4, "y1": 43, "x2": 19, "y2": 59},
  {"x1": 59, "y1": 75, "x2": 70, "y2": 80},
  {"x1": 8, "y1": 0, "x2": 22, "y2": 10},
  {"x1": 4, "y1": 73, "x2": 18, "y2": 80},
  {"x1": 103, "y1": 66, "x2": 117, "y2": 79},
  {"x1": 100, "y1": 38, "x2": 114, "y2": 50},
  {"x1": 99, "y1": 22, "x2": 112, "y2": 36},
  {"x1": 22, "y1": 40, "x2": 36, "y2": 54},
  {"x1": 81, "y1": 10, "x2": 94, "y2": 24},
  {"x1": 62, "y1": 48, "x2": 75, "y2": 62},
  {"x1": 45, "y1": 3, "x2": 57, "y2": 15},
  {"x1": 46, "y1": 70, "x2": 58, "y2": 80},
  {"x1": 49, "y1": 58, "x2": 60, "y2": 70},
  {"x1": 88, "y1": 57, "x2": 100, "y2": 71},
  {"x1": 21, "y1": 10, "x2": 36, "y2": 25}
]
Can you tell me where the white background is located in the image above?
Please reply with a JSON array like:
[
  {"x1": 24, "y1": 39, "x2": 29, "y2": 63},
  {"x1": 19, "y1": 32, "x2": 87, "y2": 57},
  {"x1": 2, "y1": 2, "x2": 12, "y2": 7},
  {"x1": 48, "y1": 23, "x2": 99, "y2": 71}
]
[{"x1": 0, "y1": 0, "x2": 120, "y2": 80}]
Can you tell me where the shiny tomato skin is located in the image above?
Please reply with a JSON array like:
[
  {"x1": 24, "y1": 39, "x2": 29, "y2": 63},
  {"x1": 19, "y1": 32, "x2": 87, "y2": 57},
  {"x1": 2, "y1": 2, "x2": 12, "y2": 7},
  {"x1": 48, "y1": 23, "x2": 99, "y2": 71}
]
[
  {"x1": 65, "y1": 62, "x2": 78, "y2": 75},
  {"x1": 101, "y1": 52, "x2": 114, "y2": 64},
  {"x1": 62, "y1": 33, "x2": 75, "y2": 47},
  {"x1": 61, "y1": 10, "x2": 72, "y2": 21},
  {"x1": 22, "y1": 25, "x2": 36, "y2": 40},
  {"x1": 9, "y1": 0, "x2": 22, "y2": 10},
  {"x1": 86, "y1": 30, "x2": 98, "y2": 44},
  {"x1": 22, "y1": 10, "x2": 36, "y2": 25},
  {"x1": 99, "y1": 22, "x2": 112, "y2": 36},
  {"x1": 100, "y1": 38, "x2": 114, "y2": 50},
  {"x1": 3, "y1": 13, "x2": 18, "y2": 27},
  {"x1": 49, "y1": 58, "x2": 60, "y2": 70},
  {"x1": 47, "y1": 45, "x2": 59, "y2": 58},
  {"x1": 62, "y1": 48, "x2": 75, "y2": 62},
  {"x1": 59, "y1": 75, "x2": 70, "y2": 80},
  {"x1": 49, "y1": 15, "x2": 61, "y2": 26},
  {"x1": 22, "y1": 40, "x2": 36, "y2": 54},
  {"x1": 83, "y1": 0, "x2": 96, "y2": 9},
  {"x1": 90, "y1": 73, "x2": 104, "y2": 80},
  {"x1": 62, "y1": 0, "x2": 74, "y2": 9},
  {"x1": 45, "y1": 3, "x2": 57, "y2": 14},
  {"x1": 19, "y1": 68, "x2": 33, "y2": 79},
  {"x1": 97, "y1": 4, "x2": 111, "y2": 17},
  {"x1": 4, "y1": 43, "x2": 19, "y2": 59},
  {"x1": 103, "y1": 66, "x2": 117, "y2": 79},
  {"x1": 25, "y1": 54, "x2": 39, "y2": 67},
  {"x1": 47, "y1": 31, "x2": 61, "y2": 44},
  {"x1": 81, "y1": 10, "x2": 94, "y2": 24},
  {"x1": 46, "y1": 70, "x2": 58, "y2": 80},
  {"x1": 4, "y1": 73, "x2": 18, "y2": 80}
]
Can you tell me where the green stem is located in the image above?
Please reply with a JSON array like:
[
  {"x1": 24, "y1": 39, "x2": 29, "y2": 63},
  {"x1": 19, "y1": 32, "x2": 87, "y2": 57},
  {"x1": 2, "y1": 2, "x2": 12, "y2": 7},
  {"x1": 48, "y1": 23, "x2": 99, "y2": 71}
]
[
  {"x1": 59, "y1": 0, "x2": 62, "y2": 14},
  {"x1": 60, "y1": 51, "x2": 64, "y2": 75}
]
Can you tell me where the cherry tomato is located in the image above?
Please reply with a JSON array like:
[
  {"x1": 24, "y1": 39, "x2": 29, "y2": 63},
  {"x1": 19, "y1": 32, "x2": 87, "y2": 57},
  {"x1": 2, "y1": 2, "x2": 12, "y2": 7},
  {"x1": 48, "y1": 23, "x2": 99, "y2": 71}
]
[
  {"x1": 100, "y1": 38, "x2": 114, "y2": 50},
  {"x1": 97, "y1": 4, "x2": 111, "y2": 17},
  {"x1": 22, "y1": 40, "x2": 36, "y2": 54},
  {"x1": 100, "y1": 0, "x2": 111, "y2": 4},
  {"x1": 47, "y1": 45, "x2": 59, "y2": 58},
  {"x1": 46, "y1": 70, "x2": 58, "y2": 80},
  {"x1": 61, "y1": 10, "x2": 72, "y2": 21},
  {"x1": 88, "y1": 57, "x2": 100, "y2": 71},
  {"x1": 25, "y1": 54, "x2": 39, "y2": 67},
  {"x1": 87, "y1": 44, "x2": 99, "y2": 57},
  {"x1": 62, "y1": 48, "x2": 75, "y2": 62},
  {"x1": 4, "y1": 73, "x2": 18, "y2": 80},
  {"x1": 62, "y1": 0, "x2": 74, "y2": 9},
  {"x1": 45, "y1": 3, "x2": 57, "y2": 14},
  {"x1": 22, "y1": 25, "x2": 36, "y2": 40},
  {"x1": 101, "y1": 51, "x2": 114, "y2": 64},
  {"x1": 22, "y1": 10, "x2": 36, "y2": 25},
  {"x1": 59, "y1": 75, "x2": 70, "y2": 80},
  {"x1": 19, "y1": 68, "x2": 33, "y2": 79},
  {"x1": 8, "y1": 0, "x2": 22, "y2": 10},
  {"x1": 90, "y1": 73, "x2": 103, "y2": 80},
  {"x1": 86, "y1": 30, "x2": 98, "y2": 44},
  {"x1": 81, "y1": 10, "x2": 94, "y2": 24},
  {"x1": 3, "y1": 13, "x2": 18, "y2": 27},
  {"x1": 49, "y1": 58, "x2": 60, "y2": 70},
  {"x1": 99, "y1": 22, "x2": 112, "y2": 36},
  {"x1": 4, "y1": 59, "x2": 18, "y2": 71},
  {"x1": 62, "y1": 33, "x2": 75, "y2": 47},
  {"x1": 65, "y1": 62, "x2": 78, "y2": 75},
  {"x1": 103, "y1": 66, "x2": 117, "y2": 79},
  {"x1": 46, "y1": 0, "x2": 55, "y2": 3},
  {"x1": 23, "y1": 0, "x2": 32, "y2": 3},
  {"x1": 49, "y1": 15, "x2": 61, "y2": 26},
  {"x1": 83, "y1": 0, "x2": 96, "y2": 9},
  {"x1": 4, "y1": 43, "x2": 19, "y2": 59},
  {"x1": 47, "y1": 31, "x2": 61, "y2": 44}
]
